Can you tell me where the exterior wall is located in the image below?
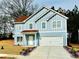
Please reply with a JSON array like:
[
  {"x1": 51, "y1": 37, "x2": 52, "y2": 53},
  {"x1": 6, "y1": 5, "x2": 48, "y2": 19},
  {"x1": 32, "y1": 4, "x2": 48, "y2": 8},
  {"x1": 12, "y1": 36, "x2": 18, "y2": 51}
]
[
  {"x1": 13, "y1": 9, "x2": 67, "y2": 36},
  {"x1": 35, "y1": 14, "x2": 67, "y2": 46},
  {"x1": 36, "y1": 15, "x2": 67, "y2": 32},
  {"x1": 23, "y1": 8, "x2": 49, "y2": 30},
  {"x1": 13, "y1": 8, "x2": 67, "y2": 46},
  {"x1": 48, "y1": 15, "x2": 67, "y2": 31},
  {"x1": 13, "y1": 24, "x2": 24, "y2": 45},
  {"x1": 13, "y1": 24, "x2": 24, "y2": 34}
]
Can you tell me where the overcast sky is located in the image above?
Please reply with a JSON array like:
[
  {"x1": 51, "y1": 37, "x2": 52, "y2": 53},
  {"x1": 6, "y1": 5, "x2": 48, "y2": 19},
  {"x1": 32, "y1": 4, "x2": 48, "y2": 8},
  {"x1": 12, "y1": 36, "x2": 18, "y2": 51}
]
[{"x1": 33, "y1": 0, "x2": 79, "y2": 10}]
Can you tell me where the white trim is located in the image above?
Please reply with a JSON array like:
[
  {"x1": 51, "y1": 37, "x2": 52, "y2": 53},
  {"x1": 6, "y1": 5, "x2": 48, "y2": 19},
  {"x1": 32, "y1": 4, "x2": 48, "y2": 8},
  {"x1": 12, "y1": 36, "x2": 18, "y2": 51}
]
[
  {"x1": 15, "y1": 25, "x2": 22, "y2": 30},
  {"x1": 39, "y1": 31, "x2": 67, "y2": 33},
  {"x1": 52, "y1": 20, "x2": 56, "y2": 29},
  {"x1": 41, "y1": 21, "x2": 47, "y2": 30},
  {"x1": 44, "y1": 7, "x2": 68, "y2": 19},
  {"x1": 57, "y1": 20, "x2": 62, "y2": 29},
  {"x1": 15, "y1": 25, "x2": 19, "y2": 30}
]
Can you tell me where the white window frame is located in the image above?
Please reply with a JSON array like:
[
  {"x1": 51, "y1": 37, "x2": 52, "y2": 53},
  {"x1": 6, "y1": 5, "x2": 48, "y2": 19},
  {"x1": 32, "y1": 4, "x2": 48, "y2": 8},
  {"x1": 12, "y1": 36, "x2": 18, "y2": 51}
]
[
  {"x1": 52, "y1": 20, "x2": 56, "y2": 29},
  {"x1": 19, "y1": 25, "x2": 21, "y2": 30},
  {"x1": 16, "y1": 25, "x2": 22, "y2": 30},
  {"x1": 29, "y1": 23, "x2": 33, "y2": 29},
  {"x1": 41, "y1": 21, "x2": 47, "y2": 30},
  {"x1": 16, "y1": 25, "x2": 19, "y2": 30},
  {"x1": 52, "y1": 20, "x2": 62, "y2": 29},
  {"x1": 57, "y1": 20, "x2": 62, "y2": 29}
]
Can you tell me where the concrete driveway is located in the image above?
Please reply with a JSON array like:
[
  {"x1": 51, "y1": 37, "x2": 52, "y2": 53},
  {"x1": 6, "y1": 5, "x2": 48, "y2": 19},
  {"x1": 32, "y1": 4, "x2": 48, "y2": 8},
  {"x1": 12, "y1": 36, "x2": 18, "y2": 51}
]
[
  {"x1": 16, "y1": 46, "x2": 76, "y2": 59},
  {"x1": 0, "y1": 46, "x2": 76, "y2": 59}
]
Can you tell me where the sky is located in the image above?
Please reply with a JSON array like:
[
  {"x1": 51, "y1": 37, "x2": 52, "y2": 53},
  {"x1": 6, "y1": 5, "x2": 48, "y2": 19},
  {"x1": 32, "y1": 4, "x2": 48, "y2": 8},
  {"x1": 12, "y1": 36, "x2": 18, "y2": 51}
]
[
  {"x1": 32, "y1": 0, "x2": 79, "y2": 10},
  {"x1": 0, "y1": 0, "x2": 79, "y2": 11}
]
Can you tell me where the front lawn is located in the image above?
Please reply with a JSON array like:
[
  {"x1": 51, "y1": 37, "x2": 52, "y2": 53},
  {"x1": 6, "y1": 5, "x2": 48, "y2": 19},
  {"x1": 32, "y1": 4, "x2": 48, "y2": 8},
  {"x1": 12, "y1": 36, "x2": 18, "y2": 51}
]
[
  {"x1": 0, "y1": 40, "x2": 34, "y2": 55},
  {"x1": 0, "y1": 57, "x2": 15, "y2": 59}
]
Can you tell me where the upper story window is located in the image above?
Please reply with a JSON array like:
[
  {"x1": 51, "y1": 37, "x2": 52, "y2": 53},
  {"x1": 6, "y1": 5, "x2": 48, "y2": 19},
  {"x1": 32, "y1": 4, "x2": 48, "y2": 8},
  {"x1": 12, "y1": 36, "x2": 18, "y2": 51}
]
[
  {"x1": 57, "y1": 21, "x2": 61, "y2": 28},
  {"x1": 29, "y1": 24, "x2": 33, "y2": 29},
  {"x1": 42, "y1": 22, "x2": 46, "y2": 29},
  {"x1": 53, "y1": 21, "x2": 56, "y2": 28},
  {"x1": 16, "y1": 25, "x2": 21, "y2": 30},
  {"x1": 52, "y1": 20, "x2": 61, "y2": 29}
]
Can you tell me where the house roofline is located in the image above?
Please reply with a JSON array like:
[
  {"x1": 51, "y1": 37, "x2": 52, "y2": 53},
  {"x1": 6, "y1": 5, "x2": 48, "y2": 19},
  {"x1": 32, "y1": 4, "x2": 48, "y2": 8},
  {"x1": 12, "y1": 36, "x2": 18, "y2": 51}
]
[
  {"x1": 44, "y1": 7, "x2": 68, "y2": 19},
  {"x1": 35, "y1": 10, "x2": 50, "y2": 23},
  {"x1": 15, "y1": 7, "x2": 45, "y2": 24},
  {"x1": 47, "y1": 13, "x2": 57, "y2": 22},
  {"x1": 15, "y1": 7, "x2": 68, "y2": 24}
]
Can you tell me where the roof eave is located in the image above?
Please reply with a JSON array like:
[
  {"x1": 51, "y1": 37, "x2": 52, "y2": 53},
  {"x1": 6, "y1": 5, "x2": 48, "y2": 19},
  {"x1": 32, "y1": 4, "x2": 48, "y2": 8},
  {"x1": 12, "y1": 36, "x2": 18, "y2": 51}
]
[
  {"x1": 15, "y1": 7, "x2": 45, "y2": 24},
  {"x1": 15, "y1": 7, "x2": 68, "y2": 24},
  {"x1": 15, "y1": 22, "x2": 24, "y2": 24},
  {"x1": 44, "y1": 7, "x2": 68, "y2": 20}
]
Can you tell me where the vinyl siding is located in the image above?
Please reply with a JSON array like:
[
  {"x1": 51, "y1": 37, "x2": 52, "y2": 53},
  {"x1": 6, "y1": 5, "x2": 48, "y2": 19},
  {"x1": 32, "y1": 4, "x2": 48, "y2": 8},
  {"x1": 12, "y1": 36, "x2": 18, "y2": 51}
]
[{"x1": 13, "y1": 7, "x2": 67, "y2": 46}]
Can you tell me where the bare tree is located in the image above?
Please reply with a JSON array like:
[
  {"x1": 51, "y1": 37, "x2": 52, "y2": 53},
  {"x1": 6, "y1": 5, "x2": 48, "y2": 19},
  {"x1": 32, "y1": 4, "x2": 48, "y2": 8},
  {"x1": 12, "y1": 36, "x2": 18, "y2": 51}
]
[
  {"x1": 0, "y1": 0, "x2": 38, "y2": 38},
  {"x1": 0, "y1": 15, "x2": 14, "y2": 38},
  {"x1": 0, "y1": 0, "x2": 35, "y2": 19}
]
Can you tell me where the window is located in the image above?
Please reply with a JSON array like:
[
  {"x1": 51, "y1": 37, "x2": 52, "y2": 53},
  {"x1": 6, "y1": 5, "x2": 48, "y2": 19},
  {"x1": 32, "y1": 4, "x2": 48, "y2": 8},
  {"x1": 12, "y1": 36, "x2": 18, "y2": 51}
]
[
  {"x1": 57, "y1": 21, "x2": 61, "y2": 28},
  {"x1": 42, "y1": 22, "x2": 46, "y2": 29},
  {"x1": 16, "y1": 25, "x2": 21, "y2": 30},
  {"x1": 52, "y1": 20, "x2": 61, "y2": 29},
  {"x1": 29, "y1": 24, "x2": 32, "y2": 29},
  {"x1": 16, "y1": 25, "x2": 19, "y2": 30},
  {"x1": 19, "y1": 26, "x2": 21, "y2": 30},
  {"x1": 52, "y1": 21, "x2": 56, "y2": 28},
  {"x1": 17, "y1": 37, "x2": 23, "y2": 42}
]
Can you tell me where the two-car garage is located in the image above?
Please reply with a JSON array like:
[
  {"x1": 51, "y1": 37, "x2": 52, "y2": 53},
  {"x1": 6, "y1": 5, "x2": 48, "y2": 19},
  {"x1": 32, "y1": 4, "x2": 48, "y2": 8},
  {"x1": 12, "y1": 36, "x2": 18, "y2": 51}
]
[{"x1": 40, "y1": 37, "x2": 63, "y2": 46}]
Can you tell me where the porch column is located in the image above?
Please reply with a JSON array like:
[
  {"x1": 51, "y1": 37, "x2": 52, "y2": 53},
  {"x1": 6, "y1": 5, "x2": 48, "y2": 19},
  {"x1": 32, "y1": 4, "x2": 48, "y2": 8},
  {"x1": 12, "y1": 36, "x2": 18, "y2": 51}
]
[
  {"x1": 14, "y1": 36, "x2": 17, "y2": 45},
  {"x1": 23, "y1": 34, "x2": 27, "y2": 46},
  {"x1": 35, "y1": 33, "x2": 37, "y2": 46}
]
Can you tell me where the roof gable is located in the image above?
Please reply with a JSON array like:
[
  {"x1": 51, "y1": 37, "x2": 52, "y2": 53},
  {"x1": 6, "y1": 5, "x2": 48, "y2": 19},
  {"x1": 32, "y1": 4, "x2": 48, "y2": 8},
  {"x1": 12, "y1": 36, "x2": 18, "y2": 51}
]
[{"x1": 15, "y1": 7, "x2": 68, "y2": 24}]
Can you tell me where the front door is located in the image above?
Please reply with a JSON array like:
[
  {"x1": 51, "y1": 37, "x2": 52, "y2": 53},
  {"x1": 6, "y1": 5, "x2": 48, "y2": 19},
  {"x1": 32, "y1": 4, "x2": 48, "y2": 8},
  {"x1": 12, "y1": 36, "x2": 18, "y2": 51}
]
[
  {"x1": 26, "y1": 35, "x2": 35, "y2": 46},
  {"x1": 28, "y1": 35, "x2": 34, "y2": 45}
]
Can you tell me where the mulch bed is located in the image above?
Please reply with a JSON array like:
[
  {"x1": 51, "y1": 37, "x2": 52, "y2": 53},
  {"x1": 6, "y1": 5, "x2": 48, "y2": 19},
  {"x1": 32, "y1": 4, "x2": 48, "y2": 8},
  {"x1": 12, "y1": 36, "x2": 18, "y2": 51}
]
[
  {"x1": 64, "y1": 46, "x2": 79, "y2": 58},
  {"x1": 20, "y1": 47, "x2": 36, "y2": 56}
]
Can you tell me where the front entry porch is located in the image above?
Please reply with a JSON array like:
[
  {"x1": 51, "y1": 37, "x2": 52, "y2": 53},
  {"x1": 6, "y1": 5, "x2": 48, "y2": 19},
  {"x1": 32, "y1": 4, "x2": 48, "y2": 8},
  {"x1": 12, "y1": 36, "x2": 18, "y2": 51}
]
[
  {"x1": 25, "y1": 34, "x2": 35, "y2": 46},
  {"x1": 22, "y1": 30, "x2": 39, "y2": 46}
]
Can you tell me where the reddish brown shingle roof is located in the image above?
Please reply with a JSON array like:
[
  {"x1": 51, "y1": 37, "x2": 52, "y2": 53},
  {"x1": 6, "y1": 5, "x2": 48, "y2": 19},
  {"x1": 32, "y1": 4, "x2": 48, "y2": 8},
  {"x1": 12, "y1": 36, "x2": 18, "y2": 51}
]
[
  {"x1": 22, "y1": 30, "x2": 38, "y2": 32},
  {"x1": 15, "y1": 16, "x2": 29, "y2": 22}
]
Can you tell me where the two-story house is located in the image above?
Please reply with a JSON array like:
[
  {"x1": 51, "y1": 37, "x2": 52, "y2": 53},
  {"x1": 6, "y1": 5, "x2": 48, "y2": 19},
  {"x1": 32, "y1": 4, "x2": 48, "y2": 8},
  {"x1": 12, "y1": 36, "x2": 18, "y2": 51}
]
[{"x1": 13, "y1": 7, "x2": 68, "y2": 46}]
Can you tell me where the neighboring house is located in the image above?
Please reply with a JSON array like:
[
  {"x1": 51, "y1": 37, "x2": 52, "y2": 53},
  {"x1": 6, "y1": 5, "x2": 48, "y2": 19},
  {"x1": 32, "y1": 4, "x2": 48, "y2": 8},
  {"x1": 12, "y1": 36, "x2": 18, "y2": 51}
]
[{"x1": 13, "y1": 7, "x2": 68, "y2": 46}]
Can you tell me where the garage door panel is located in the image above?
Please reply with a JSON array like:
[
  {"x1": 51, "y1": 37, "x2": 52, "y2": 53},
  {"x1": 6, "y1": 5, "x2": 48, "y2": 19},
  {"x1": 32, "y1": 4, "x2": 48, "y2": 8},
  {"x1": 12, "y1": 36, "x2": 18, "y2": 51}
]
[{"x1": 40, "y1": 37, "x2": 63, "y2": 46}]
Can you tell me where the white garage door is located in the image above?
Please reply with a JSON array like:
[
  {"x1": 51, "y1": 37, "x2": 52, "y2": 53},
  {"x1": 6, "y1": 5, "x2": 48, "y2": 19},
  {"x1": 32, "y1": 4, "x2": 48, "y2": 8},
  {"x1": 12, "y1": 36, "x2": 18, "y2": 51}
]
[{"x1": 40, "y1": 37, "x2": 63, "y2": 46}]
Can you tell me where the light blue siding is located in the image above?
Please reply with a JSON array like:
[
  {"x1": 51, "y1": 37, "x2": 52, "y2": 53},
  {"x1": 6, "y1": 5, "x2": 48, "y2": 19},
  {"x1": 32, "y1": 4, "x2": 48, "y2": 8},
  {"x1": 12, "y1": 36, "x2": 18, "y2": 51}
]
[{"x1": 13, "y1": 7, "x2": 68, "y2": 46}]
